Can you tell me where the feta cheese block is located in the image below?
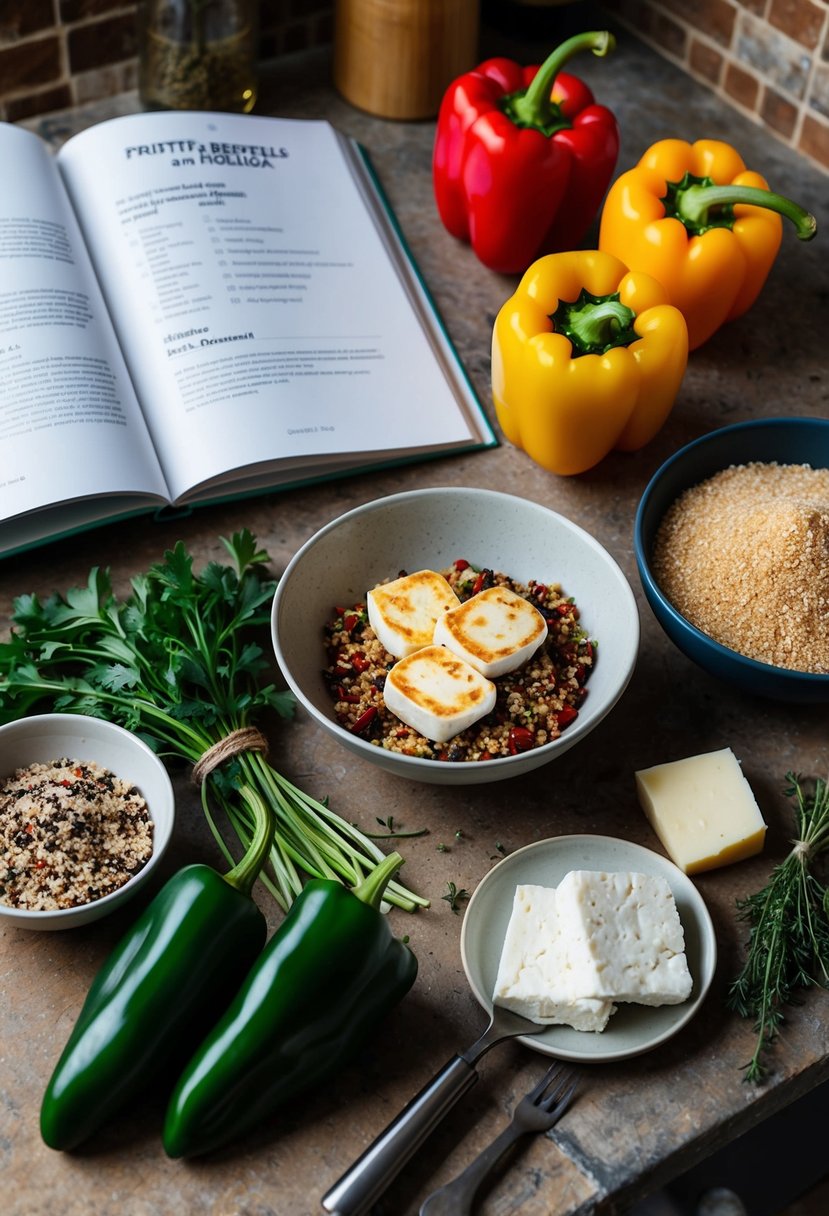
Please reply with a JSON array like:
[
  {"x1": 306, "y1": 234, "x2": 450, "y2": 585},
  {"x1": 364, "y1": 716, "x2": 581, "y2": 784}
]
[
  {"x1": 383, "y1": 645, "x2": 496, "y2": 743},
  {"x1": 433, "y1": 585, "x2": 548, "y2": 678},
  {"x1": 493, "y1": 884, "x2": 615, "y2": 1031},
  {"x1": 367, "y1": 570, "x2": 461, "y2": 659},
  {"x1": 635, "y1": 748, "x2": 767, "y2": 874},
  {"x1": 555, "y1": 870, "x2": 693, "y2": 1007}
]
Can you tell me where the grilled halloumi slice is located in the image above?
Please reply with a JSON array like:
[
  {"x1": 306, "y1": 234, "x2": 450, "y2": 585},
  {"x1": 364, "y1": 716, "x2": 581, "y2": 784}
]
[
  {"x1": 367, "y1": 570, "x2": 460, "y2": 658},
  {"x1": 433, "y1": 585, "x2": 548, "y2": 678},
  {"x1": 383, "y1": 645, "x2": 496, "y2": 742}
]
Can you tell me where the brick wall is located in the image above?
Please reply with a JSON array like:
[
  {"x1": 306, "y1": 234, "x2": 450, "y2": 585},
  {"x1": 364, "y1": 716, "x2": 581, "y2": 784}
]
[
  {"x1": 609, "y1": 0, "x2": 829, "y2": 171},
  {"x1": 0, "y1": 0, "x2": 334, "y2": 123},
  {"x1": 0, "y1": 0, "x2": 827, "y2": 173}
]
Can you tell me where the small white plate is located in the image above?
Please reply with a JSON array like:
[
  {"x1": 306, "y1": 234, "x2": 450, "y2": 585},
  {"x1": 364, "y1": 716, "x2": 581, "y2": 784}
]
[{"x1": 460, "y1": 834, "x2": 717, "y2": 1064}]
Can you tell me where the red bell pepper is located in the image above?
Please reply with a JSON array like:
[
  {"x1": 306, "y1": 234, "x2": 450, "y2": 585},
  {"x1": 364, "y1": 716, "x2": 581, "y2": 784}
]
[{"x1": 433, "y1": 31, "x2": 620, "y2": 275}]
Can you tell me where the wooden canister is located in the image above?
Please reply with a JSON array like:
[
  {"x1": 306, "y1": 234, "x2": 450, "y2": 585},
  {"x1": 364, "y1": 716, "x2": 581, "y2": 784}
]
[{"x1": 333, "y1": 0, "x2": 480, "y2": 120}]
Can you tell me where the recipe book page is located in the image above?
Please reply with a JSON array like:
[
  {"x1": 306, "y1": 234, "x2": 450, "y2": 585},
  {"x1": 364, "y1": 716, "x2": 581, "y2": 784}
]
[
  {"x1": 57, "y1": 110, "x2": 484, "y2": 505},
  {"x1": 0, "y1": 124, "x2": 170, "y2": 534}
]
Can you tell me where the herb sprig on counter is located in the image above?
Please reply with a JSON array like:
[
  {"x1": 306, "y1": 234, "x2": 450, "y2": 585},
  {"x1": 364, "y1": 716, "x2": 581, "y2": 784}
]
[
  {"x1": 442, "y1": 881, "x2": 469, "y2": 913},
  {"x1": 727, "y1": 772, "x2": 829, "y2": 1082},
  {"x1": 0, "y1": 531, "x2": 427, "y2": 913},
  {"x1": 366, "y1": 815, "x2": 429, "y2": 840}
]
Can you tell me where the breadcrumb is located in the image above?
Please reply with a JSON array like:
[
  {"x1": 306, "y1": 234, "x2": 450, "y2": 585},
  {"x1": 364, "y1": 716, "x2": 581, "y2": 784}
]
[{"x1": 653, "y1": 461, "x2": 829, "y2": 673}]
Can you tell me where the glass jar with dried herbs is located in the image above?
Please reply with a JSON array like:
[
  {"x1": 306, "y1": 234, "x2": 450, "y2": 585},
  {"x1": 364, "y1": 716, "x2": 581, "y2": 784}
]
[{"x1": 138, "y1": 0, "x2": 258, "y2": 113}]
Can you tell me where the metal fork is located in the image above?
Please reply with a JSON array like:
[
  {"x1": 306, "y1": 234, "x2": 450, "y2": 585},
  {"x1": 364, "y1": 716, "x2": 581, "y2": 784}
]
[
  {"x1": 321, "y1": 1004, "x2": 550, "y2": 1216},
  {"x1": 418, "y1": 1064, "x2": 578, "y2": 1216}
]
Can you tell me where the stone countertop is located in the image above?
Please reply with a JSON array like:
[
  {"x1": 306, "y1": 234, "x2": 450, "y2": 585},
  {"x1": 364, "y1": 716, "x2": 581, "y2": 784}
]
[{"x1": 3, "y1": 13, "x2": 829, "y2": 1216}]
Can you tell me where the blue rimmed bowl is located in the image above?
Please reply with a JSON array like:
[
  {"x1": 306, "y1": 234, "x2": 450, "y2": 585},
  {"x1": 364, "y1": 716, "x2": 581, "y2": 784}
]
[{"x1": 635, "y1": 416, "x2": 829, "y2": 703}]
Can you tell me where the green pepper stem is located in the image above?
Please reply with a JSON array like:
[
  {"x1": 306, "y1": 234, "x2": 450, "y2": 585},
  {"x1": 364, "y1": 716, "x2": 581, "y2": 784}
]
[
  {"x1": 552, "y1": 290, "x2": 638, "y2": 356},
  {"x1": 352, "y1": 851, "x2": 404, "y2": 911},
  {"x1": 222, "y1": 785, "x2": 275, "y2": 897},
  {"x1": 678, "y1": 183, "x2": 817, "y2": 241},
  {"x1": 507, "y1": 31, "x2": 615, "y2": 132}
]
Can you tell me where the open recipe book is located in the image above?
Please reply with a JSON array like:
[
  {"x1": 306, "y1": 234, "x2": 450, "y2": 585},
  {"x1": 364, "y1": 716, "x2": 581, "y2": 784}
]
[{"x1": 0, "y1": 110, "x2": 495, "y2": 557}]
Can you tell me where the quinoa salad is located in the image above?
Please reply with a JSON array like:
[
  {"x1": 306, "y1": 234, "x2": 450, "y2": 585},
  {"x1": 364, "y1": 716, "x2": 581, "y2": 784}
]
[
  {"x1": 0, "y1": 758, "x2": 154, "y2": 911},
  {"x1": 323, "y1": 560, "x2": 596, "y2": 762}
]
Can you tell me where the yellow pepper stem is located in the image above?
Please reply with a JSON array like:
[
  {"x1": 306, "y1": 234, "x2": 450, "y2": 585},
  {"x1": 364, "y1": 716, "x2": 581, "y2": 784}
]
[
  {"x1": 552, "y1": 289, "x2": 637, "y2": 356},
  {"x1": 667, "y1": 176, "x2": 817, "y2": 241}
]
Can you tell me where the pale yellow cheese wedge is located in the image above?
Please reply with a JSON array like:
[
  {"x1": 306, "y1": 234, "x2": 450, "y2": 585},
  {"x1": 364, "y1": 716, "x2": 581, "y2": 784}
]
[
  {"x1": 383, "y1": 644, "x2": 496, "y2": 743},
  {"x1": 367, "y1": 570, "x2": 460, "y2": 658},
  {"x1": 433, "y1": 584, "x2": 548, "y2": 678},
  {"x1": 635, "y1": 748, "x2": 767, "y2": 874}
]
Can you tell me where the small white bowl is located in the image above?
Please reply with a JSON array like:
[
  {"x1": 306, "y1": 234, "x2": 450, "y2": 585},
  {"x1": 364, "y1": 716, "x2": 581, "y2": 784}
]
[
  {"x1": 0, "y1": 714, "x2": 175, "y2": 930},
  {"x1": 271, "y1": 487, "x2": 640, "y2": 785},
  {"x1": 461, "y1": 834, "x2": 717, "y2": 1062}
]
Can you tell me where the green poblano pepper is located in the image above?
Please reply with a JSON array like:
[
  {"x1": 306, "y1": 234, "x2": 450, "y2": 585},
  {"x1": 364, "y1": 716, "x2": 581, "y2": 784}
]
[
  {"x1": 40, "y1": 786, "x2": 274, "y2": 1152},
  {"x1": 162, "y1": 850, "x2": 418, "y2": 1158}
]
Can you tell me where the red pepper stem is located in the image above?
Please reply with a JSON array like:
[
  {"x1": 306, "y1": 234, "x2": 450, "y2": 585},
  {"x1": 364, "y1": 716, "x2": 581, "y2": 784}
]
[
  {"x1": 679, "y1": 183, "x2": 817, "y2": 241},
  {"x1": 222, "y1": 784, "x2": 275, "y2": 897},
  {"x1": 352, "y1": 851, "x2": 404, "y2": 911},
  {"x1": 508, "y1": 31, "x2": 615, "y2": 130}
]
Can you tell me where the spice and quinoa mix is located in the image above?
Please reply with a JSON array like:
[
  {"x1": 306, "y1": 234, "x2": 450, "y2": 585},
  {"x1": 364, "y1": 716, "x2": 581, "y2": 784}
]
[
  {"x1": 323, "y1": 560, "x2": 596, "y2": 761},
  {"x1": 0, "y1": 758, "x2": 154, "y2": 911}
]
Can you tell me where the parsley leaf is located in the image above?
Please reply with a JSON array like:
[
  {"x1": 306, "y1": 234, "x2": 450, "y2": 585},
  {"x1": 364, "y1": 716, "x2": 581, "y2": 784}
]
[{"x1": 0, "y1": 531, "x2": 429, "y2": 914}]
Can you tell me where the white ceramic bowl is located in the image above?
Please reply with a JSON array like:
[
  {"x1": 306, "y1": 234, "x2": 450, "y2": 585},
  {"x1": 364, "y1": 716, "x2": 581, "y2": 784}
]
[
  {"x1": 0, "y1": 714, "x2": 175, "y2": 930},
  {"x1": 271, "y1": 487, "x2": 640, "y2": 785}
]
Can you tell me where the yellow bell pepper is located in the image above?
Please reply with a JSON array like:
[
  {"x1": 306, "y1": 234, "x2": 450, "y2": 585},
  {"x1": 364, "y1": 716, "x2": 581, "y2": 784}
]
[
  {"x1": 491, "y1": 250, "x2": 688, "y2": 476},
  {"x1": 598, "y1": 138, "x2": 817, "y2": 349}
]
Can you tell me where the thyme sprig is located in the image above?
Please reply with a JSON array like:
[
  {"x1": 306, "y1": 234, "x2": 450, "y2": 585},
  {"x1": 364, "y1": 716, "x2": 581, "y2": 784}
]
[
  {"x1": 726, "y1": 772, "x2": 829, "y2": 1082},
  {"x1": 365, "y1": 815, "x2": 429, "y2": 840},
  {"x1": 442, "y1": 881, "x2": 469, "y2": 913},
  {"x1": 0, "y1": 531, "x2": 428, "y2": 914}
]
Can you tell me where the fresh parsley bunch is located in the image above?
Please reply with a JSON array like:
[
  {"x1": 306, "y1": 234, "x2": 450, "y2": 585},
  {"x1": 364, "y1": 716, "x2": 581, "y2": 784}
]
[
  {"x1": 727, "y1": 772, "x2": 829, "y2": 1082},
  {"x1": 0, "y1": 530, "x2": 426, "y2": 913}
]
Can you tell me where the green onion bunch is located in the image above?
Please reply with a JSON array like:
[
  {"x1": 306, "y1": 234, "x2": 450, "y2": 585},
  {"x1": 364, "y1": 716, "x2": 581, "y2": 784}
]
[{"x1": 0, "y1": 530, "x2": 427, "y2": 913}]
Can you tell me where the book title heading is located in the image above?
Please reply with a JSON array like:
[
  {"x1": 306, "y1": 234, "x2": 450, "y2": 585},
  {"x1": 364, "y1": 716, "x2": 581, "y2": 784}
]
[{"x1": 124, "y1": 141, "x2": 289, "y2": 168}]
